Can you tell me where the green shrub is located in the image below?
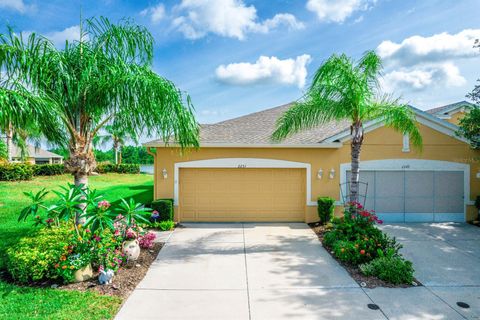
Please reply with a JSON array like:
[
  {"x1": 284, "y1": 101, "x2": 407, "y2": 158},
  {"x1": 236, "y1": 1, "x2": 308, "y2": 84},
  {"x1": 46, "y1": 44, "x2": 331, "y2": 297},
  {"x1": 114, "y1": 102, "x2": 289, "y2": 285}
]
[
  {"x1": 151, "y1": 199, "x2": 174, "y2": 221},
  {"x1": 0, "y1": 163, "x2": 34, "y2": 181},
  {"x1": 475, "y1": 195, "x2": 480, "y2": 211},
  {"x1": 317, "y1": 197, "x2": 335, "y2": 224},
  {"x1": 151, "y1": 220, "x2": 175, "y2": 231},
  {"x1": 6, "y1": 226, "x2": 71, "y2": 283},
  {"x1": 323, "y1": 202, "x2": 401, "y2": 265},
  {"x1": 360, "y1": 256, "x2": 414, "y2": 284},
  {"x1": 33, "y1": 164, "x2": 65, "y2": 176},
  {"x1": 96, "y1": 163, "x2": 140, "y2": 174}
]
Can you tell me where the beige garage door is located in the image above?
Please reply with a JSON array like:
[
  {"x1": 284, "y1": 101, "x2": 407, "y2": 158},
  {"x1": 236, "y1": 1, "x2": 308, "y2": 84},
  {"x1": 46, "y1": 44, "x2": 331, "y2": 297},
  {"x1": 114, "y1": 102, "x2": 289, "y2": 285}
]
[{"x1": 179, "y1": 168, "x2": 306, "y2": 222}]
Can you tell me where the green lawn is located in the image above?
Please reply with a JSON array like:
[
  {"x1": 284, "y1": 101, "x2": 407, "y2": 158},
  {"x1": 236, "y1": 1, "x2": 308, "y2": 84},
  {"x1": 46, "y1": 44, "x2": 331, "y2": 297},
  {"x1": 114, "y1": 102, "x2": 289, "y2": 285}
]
[{"x1": 0, "y1": 173, "x2": 153, "y2": 320}]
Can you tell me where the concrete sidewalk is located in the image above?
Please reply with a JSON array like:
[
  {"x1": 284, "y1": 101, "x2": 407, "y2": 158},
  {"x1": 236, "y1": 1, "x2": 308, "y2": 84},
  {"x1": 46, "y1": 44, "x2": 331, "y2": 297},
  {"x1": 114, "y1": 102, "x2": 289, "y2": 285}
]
[{"x1": 116, "y1": 223, "x2": 480, "y2": 319}]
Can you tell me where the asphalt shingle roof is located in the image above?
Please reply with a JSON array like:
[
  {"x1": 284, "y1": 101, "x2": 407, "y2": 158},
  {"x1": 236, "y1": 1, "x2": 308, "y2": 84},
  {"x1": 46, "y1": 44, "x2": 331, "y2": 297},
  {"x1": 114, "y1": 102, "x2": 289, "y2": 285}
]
[
  {"x1": 145, "y1": 101, "x2": 471, "y2": 147},
  {"x1": 426, "y1": 100, "x2": 476, "y2": 115},
  {"x1": 11, "y1": 145, "x2": 63, "y2": 158}
]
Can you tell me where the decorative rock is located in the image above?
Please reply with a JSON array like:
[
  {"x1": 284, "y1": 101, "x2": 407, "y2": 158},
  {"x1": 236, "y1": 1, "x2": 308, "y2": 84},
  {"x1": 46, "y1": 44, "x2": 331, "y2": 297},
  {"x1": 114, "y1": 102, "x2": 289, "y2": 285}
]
[
  {"x1": 50, "y1": 284, "x2": 58, "y2": 289},
  {"x1": 360, "y1": 282, "x2": 367, "y2": 287},
  {"x1": 74, "y1": 264, "x2": 93, "y2": 283},
  {"x1": 135, "y1": 264, "x2": 141, "y2": 267},
  {"x1": 412, "y1": 281, "x2": 418, "y2": 286},
  {"x1": 112, "y1": 284, "x2": 119, "y2": 290}
]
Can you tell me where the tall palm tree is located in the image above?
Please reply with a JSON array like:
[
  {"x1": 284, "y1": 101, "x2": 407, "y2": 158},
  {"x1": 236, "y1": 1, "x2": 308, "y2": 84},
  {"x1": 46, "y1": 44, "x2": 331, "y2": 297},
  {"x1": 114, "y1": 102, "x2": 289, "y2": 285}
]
[
  {"x1": 272, "y1": 51, "x2": 422, "y2": 203},
  {"x1": 94, "y1": 124, "x2": 138, "y2": 164},
  {"x1": 0, "y1": 17, "x2": 199, "y2": 189}
]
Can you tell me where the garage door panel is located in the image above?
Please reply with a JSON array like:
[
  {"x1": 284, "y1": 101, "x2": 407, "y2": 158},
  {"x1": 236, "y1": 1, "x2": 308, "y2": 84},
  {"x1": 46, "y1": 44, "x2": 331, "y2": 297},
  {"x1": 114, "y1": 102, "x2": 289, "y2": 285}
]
[
  {"x1": 179, "y1": 168, "x2": 305, "y2": 222},
  {"x1": 346, "y1": 168, "x2": 465, "y2": 222}
]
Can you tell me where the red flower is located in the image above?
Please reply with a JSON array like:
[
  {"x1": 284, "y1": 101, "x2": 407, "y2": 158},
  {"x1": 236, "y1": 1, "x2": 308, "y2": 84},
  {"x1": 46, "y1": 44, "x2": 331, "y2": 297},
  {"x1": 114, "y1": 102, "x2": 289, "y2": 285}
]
[{"x1": 360, "y1": 250, "x2": 365, "y2": 255}]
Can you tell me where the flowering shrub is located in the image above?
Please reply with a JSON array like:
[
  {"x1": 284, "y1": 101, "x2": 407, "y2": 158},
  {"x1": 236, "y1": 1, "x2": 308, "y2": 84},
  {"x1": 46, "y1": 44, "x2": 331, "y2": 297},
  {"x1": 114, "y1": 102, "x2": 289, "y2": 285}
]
[
  {"x1": 12, "y1": 183, "x2": 152, "y2": 284},
  {"x1": 138, "y1": 232, "x2": 157, "y2": 249},
  {"x1": 323, "y1": 202, "x2": 402, "y2": 267}
]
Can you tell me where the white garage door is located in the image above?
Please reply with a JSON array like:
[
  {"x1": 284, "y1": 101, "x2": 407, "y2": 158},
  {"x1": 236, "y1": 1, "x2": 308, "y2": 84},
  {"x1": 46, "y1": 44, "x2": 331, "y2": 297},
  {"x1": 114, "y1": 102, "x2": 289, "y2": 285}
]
[{"x1": 346, "y1": 170, "x2": 465, "y2": 222}]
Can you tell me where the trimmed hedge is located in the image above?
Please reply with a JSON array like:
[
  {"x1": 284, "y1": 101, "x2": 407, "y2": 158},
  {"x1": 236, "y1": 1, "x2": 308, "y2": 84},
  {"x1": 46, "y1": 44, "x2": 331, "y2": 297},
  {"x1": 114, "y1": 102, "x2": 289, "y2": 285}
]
[
  {"x1": 33, "y1": 164, "x2": 65, "y2": 176},
  {"x1": 151, "y1": 199, "x2": 174, "y2": 221},
  {"x1": 317, "y1": 197, "x2": 335, "y2": 224},
  {"x1": 0, "y1": 163, "x2": 141, "y2": 181},
  {"x1": 96, "y1": 163, "x2": 140, "y2": 174},
  {"x1": 0, "y1": 163, "x2": 34, "y2": 181}
]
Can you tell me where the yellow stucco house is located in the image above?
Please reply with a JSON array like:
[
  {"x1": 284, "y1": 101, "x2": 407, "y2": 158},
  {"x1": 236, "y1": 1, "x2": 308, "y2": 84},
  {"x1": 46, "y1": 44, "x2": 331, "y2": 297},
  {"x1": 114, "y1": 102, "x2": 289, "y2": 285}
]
[{"x1": 144, "y1": 100, "x2": 480, "y2": 223}]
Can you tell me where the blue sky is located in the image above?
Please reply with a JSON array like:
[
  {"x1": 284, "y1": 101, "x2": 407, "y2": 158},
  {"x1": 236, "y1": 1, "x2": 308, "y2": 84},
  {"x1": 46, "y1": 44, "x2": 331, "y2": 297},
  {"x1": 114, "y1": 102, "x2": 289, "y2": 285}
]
[{"x1": 1, "y1": 0, "x2": 480, "y2": 125}]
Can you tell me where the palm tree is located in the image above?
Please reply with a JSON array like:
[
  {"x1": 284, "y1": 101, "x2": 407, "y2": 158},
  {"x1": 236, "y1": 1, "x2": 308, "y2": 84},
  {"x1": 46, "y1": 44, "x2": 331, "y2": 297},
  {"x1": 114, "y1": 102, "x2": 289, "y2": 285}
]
[
  {"x1": 0, "y1": 17, "x2": 199, "y2": 189},
  {"x1": 94, "y1": 124, "x2": 138, "y2": 164},
  {"x1": 272, "y1": 51, "x2": 422, "y2": 203}
]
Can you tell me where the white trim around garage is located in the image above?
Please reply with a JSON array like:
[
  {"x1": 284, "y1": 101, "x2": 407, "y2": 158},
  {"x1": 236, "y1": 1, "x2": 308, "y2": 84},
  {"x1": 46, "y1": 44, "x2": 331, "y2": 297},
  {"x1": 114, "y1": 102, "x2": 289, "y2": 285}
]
[
  {"x1": 339, "y1": 159, "x2": 471, "y2": 222},
  {"x1": 174, "y1": 158, "x2": 316, "y2": 207}
]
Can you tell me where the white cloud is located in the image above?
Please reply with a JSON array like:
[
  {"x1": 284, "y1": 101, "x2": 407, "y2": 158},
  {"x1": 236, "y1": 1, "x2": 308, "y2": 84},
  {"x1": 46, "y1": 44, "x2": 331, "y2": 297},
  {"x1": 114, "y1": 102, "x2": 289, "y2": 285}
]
[
  {"x1": 306, "y1": 0, "x2": 375, "y2": 23},
  {"x1": 45, "y1": 26, "x2": 82, "y2": 48},
  {"x1": 0, "y1": 0, "x2": 34, "y2": 13},
  {"x1": 377, "y1": 29, "x2": 480, "y2": 67},
  {"x1": 140, "y1": 4, "x2": 166, "y2": 24},
  {"x1": 377, "y1": 29, "x2": 480, "y2": 93},
  {"x1": 172, "y1": 0, "x2": 303, "y2": 40},
  {"x1": 215, "y1": 54, "x2": 312, "y2": 88},
  {"x1": 382, "y1": 63, "x2": 466, "y2": 92}
]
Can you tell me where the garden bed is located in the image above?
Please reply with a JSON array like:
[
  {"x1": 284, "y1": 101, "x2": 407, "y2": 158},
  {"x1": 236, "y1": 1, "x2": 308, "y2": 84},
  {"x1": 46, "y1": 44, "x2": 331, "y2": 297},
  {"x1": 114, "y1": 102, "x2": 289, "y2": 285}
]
[
  {"x1": 309, "y1": 222, "x2": 422, "y2": 288},
  {"x1": 62, "y1": 242, "x2": 163, "y2": 298}
]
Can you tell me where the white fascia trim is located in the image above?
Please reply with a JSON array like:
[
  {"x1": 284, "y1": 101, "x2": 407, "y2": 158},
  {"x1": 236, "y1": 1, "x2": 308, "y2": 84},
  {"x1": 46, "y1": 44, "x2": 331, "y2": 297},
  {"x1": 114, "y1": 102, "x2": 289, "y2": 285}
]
[
  {"x1": 339, "y1": 159, "x2": 470, "y2": 221},
  {"x1": 173, "y1": 158, "x2": 315, "y2": 206},
  {"x1": 143, "y1": 142, "x2": 342, "y2": 148}
]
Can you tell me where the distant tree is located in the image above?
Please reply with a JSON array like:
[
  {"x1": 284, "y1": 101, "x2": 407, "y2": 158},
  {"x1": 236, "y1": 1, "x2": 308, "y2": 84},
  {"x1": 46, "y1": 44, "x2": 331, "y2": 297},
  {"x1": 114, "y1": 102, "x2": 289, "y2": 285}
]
[
  {"x1": 94, "y1": 124, "x2": 137, "y2": 164},
  {"x1": 0, "y1": 139, "x2": 7, "y2": 160},
  {"x1": 457, "y1": 108, "x2": 480, "y2": 149},
  {"x1": 272, "y1": 51, "x2": 422, "y2": 202},
  {"x1": 467, "y1": 39, "x2": 480, "y2": 104}
]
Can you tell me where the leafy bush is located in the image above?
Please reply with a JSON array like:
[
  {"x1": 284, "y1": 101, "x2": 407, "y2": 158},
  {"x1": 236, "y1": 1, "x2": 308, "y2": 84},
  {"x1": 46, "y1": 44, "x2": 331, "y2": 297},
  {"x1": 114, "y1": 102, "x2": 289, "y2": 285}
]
[
  {"x1": 323, "y1": 202, "x2": 400, "y2": 266},
  {"x1": 360, "y1": 256, "x2": 414, "y2": 284},
  {"x1": 151, "y1": 199, "x2": 174, "y2": 221},
  {"x1": 0, "y1": 163, "x2": 34, "y2": 181},
  {"x1": 151, "y1": 220, "x2": 175, "y2": 231},
  {"x1": 317, "y1": 197, "x2": 335, "y2": 224},
  {"x1": 96, "y1": 163, "x2": 140, "y2": 174},
  {"x1": 33, "y1": 164, "x2": 65, "y2": 176},
  {"x1": 6, "y1": 226, "x2": 71, "y2": 283}
]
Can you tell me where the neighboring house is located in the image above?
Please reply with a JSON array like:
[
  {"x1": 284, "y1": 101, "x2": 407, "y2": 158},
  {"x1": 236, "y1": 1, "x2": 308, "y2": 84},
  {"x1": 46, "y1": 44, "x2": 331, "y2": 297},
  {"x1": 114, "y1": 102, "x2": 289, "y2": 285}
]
[
  {"x1": 426, "y1": 100, "x2": 477, "y2": 125},
  {"x1": 144, "y1": 101, "x2": 480, "y2": 223},
  {"x1": 11, "y1": 145, "x2": 63, "y2": 165}
]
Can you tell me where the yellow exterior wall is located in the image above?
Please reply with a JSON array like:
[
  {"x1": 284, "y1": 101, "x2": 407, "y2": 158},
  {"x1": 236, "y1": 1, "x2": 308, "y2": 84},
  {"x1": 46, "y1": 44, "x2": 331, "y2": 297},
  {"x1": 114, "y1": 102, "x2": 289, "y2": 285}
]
[
  {"x1": 446, "y1": 111, "x2": 466, "y2": 125},
  {"x1": 153, "y1": 123, "x2": 480, "y2": 222}
]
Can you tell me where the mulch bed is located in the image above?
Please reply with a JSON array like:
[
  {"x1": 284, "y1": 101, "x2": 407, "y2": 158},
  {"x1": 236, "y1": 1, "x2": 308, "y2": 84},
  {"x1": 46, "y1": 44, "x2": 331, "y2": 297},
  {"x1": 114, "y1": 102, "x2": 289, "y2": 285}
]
[
  {"x1": 61, "y1": 242, "x2": 163, "y2": 299},
  {"x1": 308, "y1": 222, "x2": 422, "y2": 289}
]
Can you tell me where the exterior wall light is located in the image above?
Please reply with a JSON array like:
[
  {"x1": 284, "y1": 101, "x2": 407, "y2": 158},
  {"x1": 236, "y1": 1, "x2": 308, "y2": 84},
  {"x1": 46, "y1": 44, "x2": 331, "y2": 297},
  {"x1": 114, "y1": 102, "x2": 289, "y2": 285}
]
[
  {"x1": 317, "y1": 168, "x2": 323, "y2": 179},
  {"x1": 329, "y1": 168, "x2": 335, "y2": 179},
  {"x1": 162, "y1": 168, "x2": 168, "y2": 179}
]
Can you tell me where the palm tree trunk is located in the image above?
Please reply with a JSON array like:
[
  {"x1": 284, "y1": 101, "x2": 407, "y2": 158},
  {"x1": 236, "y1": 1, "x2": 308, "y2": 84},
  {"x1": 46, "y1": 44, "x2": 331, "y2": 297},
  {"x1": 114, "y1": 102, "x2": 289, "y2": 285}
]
[
  {"x1": 118, "y1": 148, "x2": 122, "y2": 164},
  {"x1": 349, "y1": 122, "x2": 364, "y2": 204},
  {"x1": 114, "y1": 149, "x2": 118, "y2": 164},
  {"x1": 6, "y1": 123, "x2": 13, "y2": 162}
]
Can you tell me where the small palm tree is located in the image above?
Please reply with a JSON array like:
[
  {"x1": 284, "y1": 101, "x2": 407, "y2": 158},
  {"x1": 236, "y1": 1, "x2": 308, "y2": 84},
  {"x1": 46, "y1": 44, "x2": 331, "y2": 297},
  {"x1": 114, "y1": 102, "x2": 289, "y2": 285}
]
[
  {"x1": 94, "y1": 124, "x2": 137, "y2": 165},
  {"x1": 272, "y1": 51, "x2": 422, "y2": 202},
  {"x1": 0, "y1": 17, "x2": 199, "y2": 188}
]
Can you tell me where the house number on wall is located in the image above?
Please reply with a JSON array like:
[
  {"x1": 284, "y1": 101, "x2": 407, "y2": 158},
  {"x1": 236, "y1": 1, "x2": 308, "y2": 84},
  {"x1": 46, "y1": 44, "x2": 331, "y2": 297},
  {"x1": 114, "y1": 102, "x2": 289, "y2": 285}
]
[
  {"x1": 237, "y1": 164, "x2": 247, "y2": 168},
  {"x1": 401, "y1": 165, "x2": 410, "y2": 169}
]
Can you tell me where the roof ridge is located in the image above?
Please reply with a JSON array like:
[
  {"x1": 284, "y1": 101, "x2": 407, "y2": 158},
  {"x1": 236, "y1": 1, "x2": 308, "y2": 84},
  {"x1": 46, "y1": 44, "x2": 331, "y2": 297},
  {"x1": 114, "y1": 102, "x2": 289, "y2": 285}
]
[{"x1": 212, "y1": 102, "x2": 293, "y2": 125}]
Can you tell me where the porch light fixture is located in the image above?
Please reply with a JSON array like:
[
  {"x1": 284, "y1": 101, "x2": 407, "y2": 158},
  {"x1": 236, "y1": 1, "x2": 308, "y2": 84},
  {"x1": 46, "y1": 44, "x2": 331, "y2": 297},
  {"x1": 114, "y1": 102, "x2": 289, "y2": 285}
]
[
  {"x1": 329, "y1": 168, "x2": 335, "y2": 179},
  {"x1": 317, "y1": 168, "x2": 323, "y2": 179},
  {"x1": 162, "y1": 168, "x2": 168, "y2": 179}
]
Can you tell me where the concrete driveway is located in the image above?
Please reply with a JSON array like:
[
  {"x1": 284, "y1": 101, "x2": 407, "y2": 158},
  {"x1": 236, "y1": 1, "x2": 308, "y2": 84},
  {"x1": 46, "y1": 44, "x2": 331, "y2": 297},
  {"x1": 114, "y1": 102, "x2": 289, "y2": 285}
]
[{"x1": 116, "y1": 223, "x2": 480, "y2": 320}]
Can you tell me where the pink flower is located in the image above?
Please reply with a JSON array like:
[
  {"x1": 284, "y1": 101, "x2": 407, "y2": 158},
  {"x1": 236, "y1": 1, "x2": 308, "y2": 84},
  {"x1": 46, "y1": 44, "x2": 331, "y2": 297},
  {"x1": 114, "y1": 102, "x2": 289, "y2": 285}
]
[{"x1": 97, "y1": 200, "x2": 111, "y2": 211}]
